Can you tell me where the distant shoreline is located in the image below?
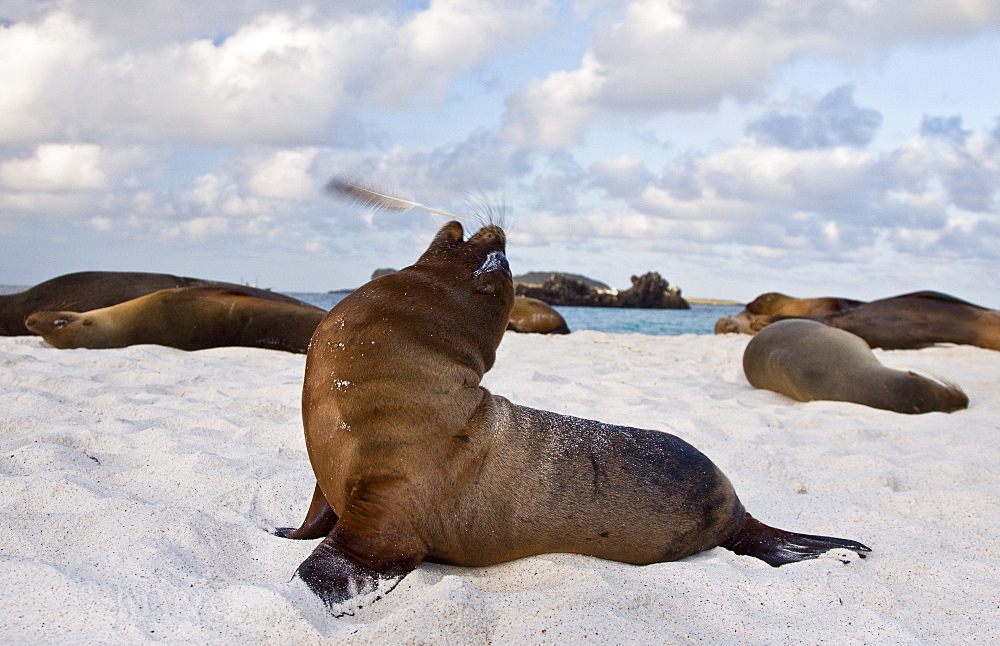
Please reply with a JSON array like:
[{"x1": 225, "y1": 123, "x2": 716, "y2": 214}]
[{"x1": 685, "y1": 297, "x2": 743, "y2": 306}]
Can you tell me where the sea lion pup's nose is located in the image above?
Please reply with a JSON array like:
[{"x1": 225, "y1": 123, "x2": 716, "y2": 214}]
[{"x1": 474, "y1": 250, "x2": 511, "y2": 278}]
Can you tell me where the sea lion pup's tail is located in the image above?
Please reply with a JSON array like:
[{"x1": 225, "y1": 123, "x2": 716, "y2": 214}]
[{"x1": 722, "y1": 513, "x2": 871, "y2": 566}]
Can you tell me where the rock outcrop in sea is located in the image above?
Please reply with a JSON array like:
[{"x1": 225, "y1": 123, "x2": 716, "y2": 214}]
[{"x1": 514, "y1": 271, "x2": 690, "y2": 310}]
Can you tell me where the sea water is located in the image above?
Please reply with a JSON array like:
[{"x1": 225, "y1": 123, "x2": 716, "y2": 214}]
[{"x1": 289, "y1": 292, "x2": 741, "y2": 336}]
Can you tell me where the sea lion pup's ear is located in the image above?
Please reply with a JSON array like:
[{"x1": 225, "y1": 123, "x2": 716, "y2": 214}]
[{"x1": 431, "y1": 221, "x2": 465, "y2": 246}]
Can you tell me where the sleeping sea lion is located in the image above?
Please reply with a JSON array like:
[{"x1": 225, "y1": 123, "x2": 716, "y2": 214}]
[
  {"x1": 791, "y1": 291, "x2": 1000, "y2": 351},
  {"x1": 718, "y1": 291, "x2": 1000, "y2": 351},
  {"x1": 506, "y1": 296, "x2": 570, "y2": 334},
  {"x1": 274, "y1": 220, "x2": 870, "y2": 612},
  {"x1": 24, "y1": 287, "x2": 326, "y2": 353},
  {"x1": 714, "y1": 310, "x2": 762, "y2": 335},
  {"x1": 745, "y1": 292, "x2": 864, "y2": 317},
  {"x1": 1, "y1": 271, "x2": 314, "y2": 336},
  {"x1": 743, "y1": 319, "x2": 969, "y2": 414},
  {"x1": 716, "y1": 291, "x2": 863, "y2": 336}
]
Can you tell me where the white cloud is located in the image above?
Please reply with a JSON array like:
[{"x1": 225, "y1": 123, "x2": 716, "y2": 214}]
[
  {"x1": 96, "y1": 12, "x2": 394, "y2": 144},
  {"x1": 503, "y1": 0, "x2": 1000, "y2": 146},
  {"x1": 746, "y1": 86, "x2": 883, "y2": 149},
  {"x1": 87, "y1": 216, "x2": 113, "y2": 232},
  {"x1": 0, "y1": 4, "x2": 553, "y2": 146},
  {"x1": 376, "y1": 0, "x2": 554, "y2": 105},
  {"x1": 0, "y1": 144, "x2": 107, "y2": 191},
  {"x1": 509, "y1": 116, "x2": 1000, "y2": 268},
  {"x1": 0, "y1": 13, "x2": 97, "y2": 142},
  {"x1": 245, "y1": 148, "x2": 319, "y2": 199}
]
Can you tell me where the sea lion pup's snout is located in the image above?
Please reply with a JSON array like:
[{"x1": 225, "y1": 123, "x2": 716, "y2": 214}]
[{"x1": 467, "y1": 225, "x2": 510, "y2": 278}]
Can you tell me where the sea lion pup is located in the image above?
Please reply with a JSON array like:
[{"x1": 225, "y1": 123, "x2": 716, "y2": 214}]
[
  {"x1": 506, "y1": 295, "x2": 570, "y2": 334},
  {"x1": 714, "y1": 310, "x2": 765, "y2": 335},
  {"x1": 746, "y1": 292, "x2": 864, "y2": 317},
  {"x1": 1, "y1": 270, "x2": 315, "y2": 336},
  {"x1": 24, "y1": 287, "x2": 326, "y2": 353},
  {"x1": 276, "y1": 220, "x2": 870, "y2": 612},
  {"x1": 743, "y1": 319, "x2": 969, "y2": 414},
  {"x1": 716, "y1": 292, "x2": 862, "y2": 335}
]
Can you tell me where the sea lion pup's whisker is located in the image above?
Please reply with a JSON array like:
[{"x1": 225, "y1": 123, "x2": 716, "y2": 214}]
[
  {"x1": 465, "y1": 189, "x2": 510, "y2": 230},
  {"x1": 325, "y1": 177, "x2": 471, "y2": 222}
]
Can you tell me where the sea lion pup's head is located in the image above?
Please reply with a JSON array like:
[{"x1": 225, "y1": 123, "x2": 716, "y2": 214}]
[
  {"x1": 321, "y1": 220, "x2": 514, "y2": 377},
  {"x1": 746, "y1": 292, "x2": 799, "y2": 314},
  {"x1": 407, "y1": 220, "x2": 513, "y2": 361},
  {"x1": 24, "y1": 311, "x2": 104, "y2": 349},
  {"x1": 414, "y1": 220, "x2": 511, "y2": 296},
  {"x1": 714, "y1": 310, "x2": 756, "y2": 334}
]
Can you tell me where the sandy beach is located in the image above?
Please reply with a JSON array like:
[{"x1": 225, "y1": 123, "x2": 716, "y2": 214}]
[{"x1": 1, "y1": 330, "x2": 998, "y2": 644}]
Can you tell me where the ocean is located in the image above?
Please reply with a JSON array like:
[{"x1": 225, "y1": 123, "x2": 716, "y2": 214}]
[
  {"x1": 1, "y1": 284, "x2": 741, "y2": 336},
  {"x1": 288, "y1": 292, "x2": 741, "y2": 336}
]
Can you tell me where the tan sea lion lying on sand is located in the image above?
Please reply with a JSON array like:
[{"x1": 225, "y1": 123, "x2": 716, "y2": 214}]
[
  {"x1": 1, "y1": 271, "x2": 314, "y2": 336},
  {"x1": 24, "y1": 287, "x2": 326, "y2": 353},
  {"x1": 745, "y1": 292, "x2": 864, "y2": 317},
  {"x1": 274, "y1": 220, "x2": 870, "y2": 613},
  {"x1": 506, "y1": 296, "x2": 570, "y2": 334},
  {"x1": 743, "y1": 319, "x2": 969, "y2": 414}
]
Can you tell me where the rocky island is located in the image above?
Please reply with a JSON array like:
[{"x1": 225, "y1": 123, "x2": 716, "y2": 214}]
[{"x1": 514, "y1": 271, "x2": 690, "y2": 309}]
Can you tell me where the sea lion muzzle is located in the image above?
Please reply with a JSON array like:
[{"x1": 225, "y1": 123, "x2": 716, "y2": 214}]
[{"x1": 474, "y1": 250, "x2": 511, "y2": 278}]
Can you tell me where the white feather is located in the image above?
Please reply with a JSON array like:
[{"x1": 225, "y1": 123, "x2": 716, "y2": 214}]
[{"x1": 325, "y1": 178, "x2": 469, "y2": 221}]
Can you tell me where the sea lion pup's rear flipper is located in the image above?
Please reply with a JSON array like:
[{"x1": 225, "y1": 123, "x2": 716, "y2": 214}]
[
  {"x1": 274, "y1": 483, "x2": 338, "y2": 539},
  {"x1": 722, "y1": 513, "x2": 871, "y2": 566}
]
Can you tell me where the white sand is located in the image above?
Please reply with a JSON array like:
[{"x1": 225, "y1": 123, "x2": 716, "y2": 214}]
[{"x1": 1, "y1": 331, "x2": 998, "y2": 644}]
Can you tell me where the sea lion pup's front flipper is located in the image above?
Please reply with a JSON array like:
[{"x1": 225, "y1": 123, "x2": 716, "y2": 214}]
[
  {"x1": 722, "y1": 513, "x2": 871, "y2": 566},
  {"x1": 274, "y1": 482, "x2": 338, "y2": 539},
  {"x1": 293, "y1": 478, "x2": 427, "y2": 612}
]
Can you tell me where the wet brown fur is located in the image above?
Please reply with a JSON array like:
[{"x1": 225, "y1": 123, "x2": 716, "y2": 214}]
[{"x1": 277, "y1": 221, "x2": 869, "y2": 611}]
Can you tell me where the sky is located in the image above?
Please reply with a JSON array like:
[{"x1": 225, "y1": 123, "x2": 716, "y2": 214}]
[{"x1": 2, "y1": 0, "x2": 999, "y2": 306}]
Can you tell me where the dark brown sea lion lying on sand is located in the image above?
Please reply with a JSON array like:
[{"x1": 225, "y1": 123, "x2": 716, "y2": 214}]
[
  {"x1": 274, "y1": 220, "x2": 870, "y2": 613},
  {"x1": 743, "y1": 319, "x2": 969, "y2": 414},
  {"x1": 717, "y1": 291, "x2": 1000, "y2": 351},
  {"x1": 24, "y1": 287, "x2": 326, "y2": 353},
  {"x1": 1, "y1": 271, "x2": 314, "y2": 336}
]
